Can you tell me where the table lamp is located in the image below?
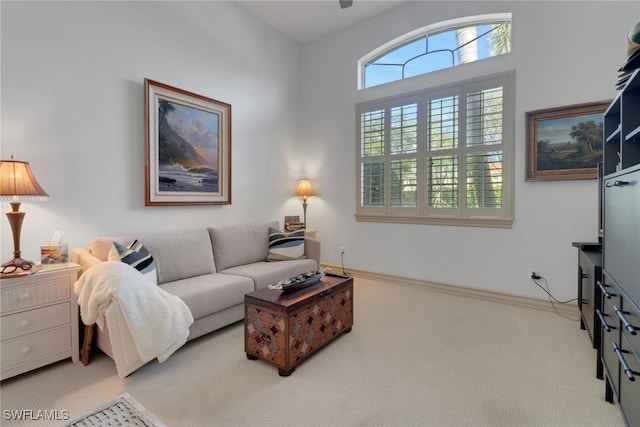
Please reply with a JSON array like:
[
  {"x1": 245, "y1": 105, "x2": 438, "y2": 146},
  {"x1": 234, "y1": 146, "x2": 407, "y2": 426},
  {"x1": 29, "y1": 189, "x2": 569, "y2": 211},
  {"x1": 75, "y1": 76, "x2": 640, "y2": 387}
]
[
  {"x1": 0, "y1": 157, "x2": 49, "y2": 271},
  {"x1": 294, "y1": 178, "x2": 315, "y2": 229}
]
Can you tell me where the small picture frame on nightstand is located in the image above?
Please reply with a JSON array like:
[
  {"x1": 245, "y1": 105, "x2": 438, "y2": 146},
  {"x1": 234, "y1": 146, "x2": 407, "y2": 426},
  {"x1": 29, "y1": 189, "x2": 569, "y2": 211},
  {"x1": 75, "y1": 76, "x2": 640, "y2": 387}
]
[{"x1": 284, "y1": 216, "x2": 302, "y2": 231}]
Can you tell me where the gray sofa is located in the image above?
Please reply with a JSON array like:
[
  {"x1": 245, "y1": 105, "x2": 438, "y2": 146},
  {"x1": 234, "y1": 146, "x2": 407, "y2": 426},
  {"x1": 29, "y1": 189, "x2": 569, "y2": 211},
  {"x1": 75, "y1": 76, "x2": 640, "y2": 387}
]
[{"x1": 72, "y1": 222, "x2": 319, "y2": 365}]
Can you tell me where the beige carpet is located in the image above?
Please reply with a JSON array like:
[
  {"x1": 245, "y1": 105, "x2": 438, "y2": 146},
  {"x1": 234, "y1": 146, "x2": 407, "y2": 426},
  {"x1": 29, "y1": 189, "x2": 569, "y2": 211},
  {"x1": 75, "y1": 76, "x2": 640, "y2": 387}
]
[{"x1": 0, "y1": 278, "x2": 624, "y2": 426}]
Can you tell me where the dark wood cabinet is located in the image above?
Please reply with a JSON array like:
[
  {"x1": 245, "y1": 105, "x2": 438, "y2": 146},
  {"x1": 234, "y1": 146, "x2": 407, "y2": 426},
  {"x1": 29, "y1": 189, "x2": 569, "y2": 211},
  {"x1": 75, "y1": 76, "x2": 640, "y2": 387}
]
[
  {"x1": 604, "y1": 69, "x2": 640, "y2": 175},
  {"x1": 600, "y1": 67, "x2": 640, "y2": 427}
]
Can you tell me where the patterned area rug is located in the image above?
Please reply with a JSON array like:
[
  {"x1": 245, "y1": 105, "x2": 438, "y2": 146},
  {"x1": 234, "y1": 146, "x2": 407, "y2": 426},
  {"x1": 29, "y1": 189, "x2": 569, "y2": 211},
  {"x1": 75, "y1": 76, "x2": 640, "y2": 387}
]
[{"x1": 60, "y1": 393, "x2": 165, "y2": 427}]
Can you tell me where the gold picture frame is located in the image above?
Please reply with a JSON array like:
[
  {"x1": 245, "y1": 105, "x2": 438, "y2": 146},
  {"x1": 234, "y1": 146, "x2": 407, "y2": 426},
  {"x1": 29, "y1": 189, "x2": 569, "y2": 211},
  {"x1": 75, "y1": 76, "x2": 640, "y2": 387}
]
[
  {"x1": 525, "y1": 101, "x2": 609, "y2": 181},
  {"x1": 145, "y1": 79, "x2": 231, "y2": 205}
]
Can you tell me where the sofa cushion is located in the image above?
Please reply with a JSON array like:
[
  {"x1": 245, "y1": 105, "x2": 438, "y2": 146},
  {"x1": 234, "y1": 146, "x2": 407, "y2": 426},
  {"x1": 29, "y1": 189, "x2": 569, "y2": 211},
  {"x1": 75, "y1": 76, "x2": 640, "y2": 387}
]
[
  {"x1": 208, "y1": 223, "x2": 270, "y2": 271},
  {"x1": 267, "y1": 227, "x2": 306, "y2": 261},
  {"x1": 159, "y1": 273, "x2": 253, "y2": 320},
  {"x1": 108, "y1": 240, "x2": 158, "y2": 285},
  {"x1": 219, "y1": 258, "x2": 317, "y2": 290},
  {"x1": 135, "y1": 230, "x2": 216, "y2": 285}
]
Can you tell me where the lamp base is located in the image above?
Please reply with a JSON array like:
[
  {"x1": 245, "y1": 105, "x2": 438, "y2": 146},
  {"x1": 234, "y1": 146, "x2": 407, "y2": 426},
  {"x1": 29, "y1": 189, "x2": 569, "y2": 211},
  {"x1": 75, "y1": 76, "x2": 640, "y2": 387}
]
[
  {"x1": 302, "y1": 200, "x2": 308, "y2": 229},
  {"x1": 3, "y1": 201, "x2": 34, "y2": 271}
]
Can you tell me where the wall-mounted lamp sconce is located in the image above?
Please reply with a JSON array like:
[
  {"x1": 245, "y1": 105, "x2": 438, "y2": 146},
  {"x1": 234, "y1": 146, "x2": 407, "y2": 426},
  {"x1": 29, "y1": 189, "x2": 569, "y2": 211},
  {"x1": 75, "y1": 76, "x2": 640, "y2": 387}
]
[
  {"x1": 0, "y1": 157, "x2": 49, "y2": 272},
  {"x1": 294, "y1": 178, "x2": 316, "y2": 228}
]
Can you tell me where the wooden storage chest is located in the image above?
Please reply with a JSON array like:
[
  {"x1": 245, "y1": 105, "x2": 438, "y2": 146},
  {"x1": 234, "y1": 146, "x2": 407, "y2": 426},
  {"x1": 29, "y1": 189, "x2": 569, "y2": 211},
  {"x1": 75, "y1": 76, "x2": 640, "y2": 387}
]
[{"x1": 244, "y1": 276, "x2": 353, "y2": 376}]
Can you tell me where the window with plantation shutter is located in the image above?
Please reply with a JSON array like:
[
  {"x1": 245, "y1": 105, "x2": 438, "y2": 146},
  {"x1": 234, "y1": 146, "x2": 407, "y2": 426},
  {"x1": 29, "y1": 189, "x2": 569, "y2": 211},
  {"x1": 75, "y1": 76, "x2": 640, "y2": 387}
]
[{"x1": 356, "y1": 72, "x2": 514, "y2": 228}]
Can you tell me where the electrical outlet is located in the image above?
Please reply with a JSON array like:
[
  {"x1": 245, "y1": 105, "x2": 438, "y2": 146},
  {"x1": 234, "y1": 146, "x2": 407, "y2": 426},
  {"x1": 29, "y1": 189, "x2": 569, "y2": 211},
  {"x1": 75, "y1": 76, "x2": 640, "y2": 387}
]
[
  {"x1": 340, "y1": 246, "x2": 346, "y2": 255},
  {"x1": 529, "y1": 269, "x2": 539, "y2": 280}
]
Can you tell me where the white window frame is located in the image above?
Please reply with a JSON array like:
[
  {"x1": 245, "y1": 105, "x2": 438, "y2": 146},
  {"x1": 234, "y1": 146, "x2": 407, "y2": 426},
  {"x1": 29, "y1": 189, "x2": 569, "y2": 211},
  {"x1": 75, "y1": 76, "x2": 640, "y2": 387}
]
[{"x1": 355, "y1": 71, "x2": 515, "y2": 228}]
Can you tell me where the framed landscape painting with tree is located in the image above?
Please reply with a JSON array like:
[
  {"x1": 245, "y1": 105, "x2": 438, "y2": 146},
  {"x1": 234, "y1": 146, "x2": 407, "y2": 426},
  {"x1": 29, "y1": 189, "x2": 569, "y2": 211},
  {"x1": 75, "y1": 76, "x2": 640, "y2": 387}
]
[
  {"x1": 526, "y1": 101, "x2": 609, "y2": 181},
  {"x1": 145, "y1": 79, "x2": 231, "y2": 205}
]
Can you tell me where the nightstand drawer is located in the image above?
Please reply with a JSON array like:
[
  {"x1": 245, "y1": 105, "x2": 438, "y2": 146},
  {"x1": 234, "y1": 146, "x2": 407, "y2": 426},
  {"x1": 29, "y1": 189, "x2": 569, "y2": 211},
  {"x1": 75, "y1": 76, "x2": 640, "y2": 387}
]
[
  {"x1": 1, "y1": 277, "x2": 70, "y2": 312},
  {"x1": 1, "y1": 326, "x2": 71, "y2": 369},
  {"x1": 1, "y1": 302, "x2": 70, "y2": 341}
]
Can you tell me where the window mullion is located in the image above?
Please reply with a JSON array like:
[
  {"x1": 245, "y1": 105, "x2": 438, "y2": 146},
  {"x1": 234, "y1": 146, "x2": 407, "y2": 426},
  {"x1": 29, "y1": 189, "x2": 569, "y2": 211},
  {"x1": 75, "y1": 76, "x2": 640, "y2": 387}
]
[
  {"x1": 383, "y1": 102, "x2": 392, "y2": 214},
  {"x1": 417, "y1": 99, "x2": 427, "y2": 216},
  {"x1": 459, "y1": 86, "x2": 469, "y2": 218}
]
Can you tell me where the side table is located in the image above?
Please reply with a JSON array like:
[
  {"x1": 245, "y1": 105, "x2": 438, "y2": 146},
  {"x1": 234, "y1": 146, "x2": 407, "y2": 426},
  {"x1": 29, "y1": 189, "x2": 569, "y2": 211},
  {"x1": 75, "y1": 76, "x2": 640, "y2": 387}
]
[
  {"x1": 571, "y1": 241, "x2": 603, "y2": 379},
  {"x1": 1, "y1": 263, "x2": 82, "y2": 380},
  {"x1": 304, "y1": 228, "x2": 318, "y2": 240}
]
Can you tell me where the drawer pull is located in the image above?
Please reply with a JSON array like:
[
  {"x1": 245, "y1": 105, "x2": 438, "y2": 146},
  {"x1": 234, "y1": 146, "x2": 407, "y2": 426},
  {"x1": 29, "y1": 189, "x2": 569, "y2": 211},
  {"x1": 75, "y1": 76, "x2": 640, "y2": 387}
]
[
  {"x1": 20, "y1": 320, "x2": 31, "y2": 328},
  {"x1": 597, "y1": 309, "x2": 616, "y2": 333},
  {"x1": 597, "y1": 281, "x2": 615, "y2": 299},
  {"x1": 21, "y1": 346, "x2": 31, "y2": 354},
  {"x1": 605, "y1": 180, "x2": 630, "y2": 187},
  {"x1": 614, "y1": 306, "x2": 638, "y2": 335},
  {"x1": 612, "y1": 342, "x2": 639, "y2": 382},
  {"x1": 259, "y1": 332, "x2": 272, "y2": 344}
]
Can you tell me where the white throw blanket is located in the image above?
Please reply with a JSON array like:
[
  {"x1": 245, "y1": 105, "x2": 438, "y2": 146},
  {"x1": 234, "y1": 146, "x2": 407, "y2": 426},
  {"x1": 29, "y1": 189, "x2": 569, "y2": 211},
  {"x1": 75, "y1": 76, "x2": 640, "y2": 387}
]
[{"x1": 74, "y1": 261, "x2": 194, "y2": 378}]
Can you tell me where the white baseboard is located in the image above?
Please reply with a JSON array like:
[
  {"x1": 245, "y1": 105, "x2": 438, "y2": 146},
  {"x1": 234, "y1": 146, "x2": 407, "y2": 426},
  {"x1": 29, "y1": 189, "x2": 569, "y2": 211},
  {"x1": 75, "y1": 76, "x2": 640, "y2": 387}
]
[{"x1": 321, "y1": 263, "x2": 579, "y2": 318}]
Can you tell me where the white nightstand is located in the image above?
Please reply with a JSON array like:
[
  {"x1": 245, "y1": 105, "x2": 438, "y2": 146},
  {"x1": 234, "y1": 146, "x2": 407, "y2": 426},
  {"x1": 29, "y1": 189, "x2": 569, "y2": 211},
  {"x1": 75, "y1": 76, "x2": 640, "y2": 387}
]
[{"x1": 1, "y1": 263, "x2": 82, "y2": 380}]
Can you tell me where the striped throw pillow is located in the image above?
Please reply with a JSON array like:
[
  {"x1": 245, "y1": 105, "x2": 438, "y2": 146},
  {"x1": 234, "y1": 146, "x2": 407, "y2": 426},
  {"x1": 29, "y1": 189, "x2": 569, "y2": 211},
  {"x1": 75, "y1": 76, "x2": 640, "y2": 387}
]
[
  {"x1": 266, "y1": 227, "x2": 306, "y2": 261},
  {"x1": 108, "y1": 240, "x2": 158, "y2": 284}
]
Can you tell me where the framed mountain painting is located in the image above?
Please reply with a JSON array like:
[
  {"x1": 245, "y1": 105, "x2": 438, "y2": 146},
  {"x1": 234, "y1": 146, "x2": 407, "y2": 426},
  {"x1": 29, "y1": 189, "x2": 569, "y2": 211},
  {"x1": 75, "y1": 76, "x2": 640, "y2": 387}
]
[{"x1": 145, "y1": 79, "x2": 231, "y2": 205}]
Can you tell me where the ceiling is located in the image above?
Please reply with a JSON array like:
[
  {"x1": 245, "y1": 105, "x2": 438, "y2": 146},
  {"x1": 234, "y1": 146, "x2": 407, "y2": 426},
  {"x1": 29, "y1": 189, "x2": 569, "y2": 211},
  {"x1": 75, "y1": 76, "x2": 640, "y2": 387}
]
[{"x1": 236, "y1": 0, "x2": 408, "y2": 45}]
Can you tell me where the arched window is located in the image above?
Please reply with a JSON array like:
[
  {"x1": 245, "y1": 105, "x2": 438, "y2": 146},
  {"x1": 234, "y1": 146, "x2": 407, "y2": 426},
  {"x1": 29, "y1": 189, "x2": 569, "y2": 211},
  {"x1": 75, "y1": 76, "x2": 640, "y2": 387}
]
[
  {"x1": 355, "y1": 14, "x2": 515, "y2": 228},
  {"x1": 359, "y1": 14, "x2": 511, "y2": 89}
]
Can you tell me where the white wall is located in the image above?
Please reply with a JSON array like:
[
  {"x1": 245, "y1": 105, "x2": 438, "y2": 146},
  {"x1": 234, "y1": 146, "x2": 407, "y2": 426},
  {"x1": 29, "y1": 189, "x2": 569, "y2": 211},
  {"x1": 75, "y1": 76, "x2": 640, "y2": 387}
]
[
  {"x1": 300, "y1": 1, "x2": 638, "y2": 300},
  {"x1": 1, "y1": 1, "x2": 303, "y2": 262},
  {"x1": 2, "y1": 1, "x2": 636, "y2": 303}
]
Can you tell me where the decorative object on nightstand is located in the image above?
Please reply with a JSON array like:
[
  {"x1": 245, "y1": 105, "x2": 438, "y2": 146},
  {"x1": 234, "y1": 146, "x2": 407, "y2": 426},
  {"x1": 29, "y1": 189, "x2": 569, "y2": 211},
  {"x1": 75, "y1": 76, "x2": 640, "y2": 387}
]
[
  {"x1": 0, "y1": 263, "x2": 82, "y2": 379},
  {"x1": 0, "y1": 156, "x2": 49, "y2": 272},
  {"x1": 294, "y1": 178, "x2": 315, "y2": 228},
  {"x1": 284, "y1": 215, "x2": 303, "y2": 232}
]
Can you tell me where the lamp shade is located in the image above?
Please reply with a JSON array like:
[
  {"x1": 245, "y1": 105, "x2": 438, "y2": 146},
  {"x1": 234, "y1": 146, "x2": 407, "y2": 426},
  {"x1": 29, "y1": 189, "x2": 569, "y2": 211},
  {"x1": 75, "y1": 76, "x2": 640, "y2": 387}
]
[
  {"x1": 294, "y1": 178, "x2": 315, "y2": 199},
  {"x1": 0, "y1": 159, "x2": 49, "y2": 202}
]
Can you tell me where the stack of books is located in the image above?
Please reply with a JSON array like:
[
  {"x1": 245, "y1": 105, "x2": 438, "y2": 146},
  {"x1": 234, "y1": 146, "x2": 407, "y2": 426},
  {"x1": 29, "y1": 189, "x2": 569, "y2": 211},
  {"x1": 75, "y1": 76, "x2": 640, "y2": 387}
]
[{"x1": 284, "y1": 222, "x2": 305, "y2": 232}]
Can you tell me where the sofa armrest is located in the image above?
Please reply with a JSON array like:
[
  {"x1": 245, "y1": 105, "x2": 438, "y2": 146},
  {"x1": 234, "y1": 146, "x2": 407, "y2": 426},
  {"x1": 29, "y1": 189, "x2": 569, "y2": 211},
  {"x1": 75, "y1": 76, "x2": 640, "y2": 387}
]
[
  {"x1": 71, "y1": 247, "x2": 103, "y2": 273},
  {"x1": 304, "y1": 238, "x2": 321, "y2": 269}
]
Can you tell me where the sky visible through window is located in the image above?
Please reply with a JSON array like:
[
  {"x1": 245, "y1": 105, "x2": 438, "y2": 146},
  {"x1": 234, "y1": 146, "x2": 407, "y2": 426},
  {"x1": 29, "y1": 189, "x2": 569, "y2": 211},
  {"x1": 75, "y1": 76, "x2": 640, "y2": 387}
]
[{"x1": 364, "y1": 23, "x2": 506, "y2": 88}]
